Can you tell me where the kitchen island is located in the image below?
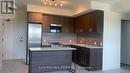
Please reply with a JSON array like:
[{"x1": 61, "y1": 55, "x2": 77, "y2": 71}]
[{"x1": 29, "y1": 47, "x2": 76, "y2": 73}]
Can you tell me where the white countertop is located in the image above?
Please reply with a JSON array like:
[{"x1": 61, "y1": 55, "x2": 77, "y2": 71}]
[
  {"x1": 29, "y1": 47, "x2": 76, "y2": 51},
  {"x1": 63, "y1": 43, "x2": 103, "y2": 49},
  {"x1": 42, "y1": 43, "x2": 103, "y2": 49}
]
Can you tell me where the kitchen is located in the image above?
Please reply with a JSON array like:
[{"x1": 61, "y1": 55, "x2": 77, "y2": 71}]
[
  {"x1": 27, "y1": 10, "x2": 103, "y2": 73},
  {"x1": 0, "y1": 0, "x2": 127, "y2": 73}
]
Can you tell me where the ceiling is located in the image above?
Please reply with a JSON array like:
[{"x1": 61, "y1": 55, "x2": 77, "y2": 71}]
[
  {"x1": 15, "y1": 0, "x2": 130, "y2": 18},
  {"x1": 15, "y1": 0, "x2": 90, "y2": 11},
  {"x1": 27, "y1": 0, "x2": 90, "y2": 13},
  {"x1": 92, "y1": 0, "x2": 130, "y2": 14}
]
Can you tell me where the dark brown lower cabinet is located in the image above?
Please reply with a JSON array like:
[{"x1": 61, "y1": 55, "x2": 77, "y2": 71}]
[{"x1": 72, "y1": 45, "x2": 103, "y2": 71}]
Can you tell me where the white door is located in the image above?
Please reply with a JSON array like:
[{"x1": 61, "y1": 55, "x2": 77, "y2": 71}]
[
  {"x1": 2, "y1": 11, "x2": 27, "y2": 60},
  {"x1": 3, "y1": 20, "x2": 14, "y2": 59},
  {"x1": 0, "y1": 18, "x2": 4, "y2": 70}
]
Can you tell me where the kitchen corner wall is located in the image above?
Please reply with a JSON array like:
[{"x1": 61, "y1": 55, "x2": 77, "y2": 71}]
[{"x1": 91, "y1": 1, "x2": 121, "y2": 70}]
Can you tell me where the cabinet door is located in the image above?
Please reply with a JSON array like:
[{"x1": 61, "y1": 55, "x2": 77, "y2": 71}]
[
  {"x1": 27, "y1": 12, "x2": 43, "y2": 23},
  {"x1": 74, "y1": 16, "x2": 82, "y2": 33},
  {"x1": 67, "y1": 18, "x2": 74, "y2": 33},
  {"x1": 72, "y1": 50, "x2": 76, "y2": 62},
  {"x1": 96, "y1": 11, "x2": 104, "y2": 33},
  {"x1": 76, "y1": 47, "x2": 81, "y2": 63},
  {"x1": 88, "y1": 13, "x2": 97, "y2": 32},
  {"x1": 80, "y1": 48, "x2": 86, "y2": 66},
  {"x1": 62, "y1": 17, "x2": 73, "y2": 33},
  {"x1": 89, "y1": 49, "x2": 97, "y2": 70},
  {"x1": 74, "y1": 18, "x2": 79, "y2": 33},
  {"x1": 95, "y1": 48, "x2": 103, "y2": 70},
  {"x1": 42, "y1": 15, "x2": 50, "y2": 32},
  {"x1": 79, "y1": 16, "x2": 83, "y2": 33},
  {"x1": 85, "y1": 48, "x2": 90, "y2": 66},
  {"x1": 82, "y1": 15, "x2": 89, "y2": 33},
  {"x1": 62, "y1": 17, "x2": 69, "y2": 33},
  {"x1": 74, "y1": 13, "x2": 95, "y2": 33}
]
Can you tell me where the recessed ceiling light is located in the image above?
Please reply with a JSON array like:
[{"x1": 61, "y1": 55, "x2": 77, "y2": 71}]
[
  {"x1": 49, "y1": 3, "x2": 52, "y2": 5},
  {"x1": 55, "y1": 3, "x2": 57, "y2": 6},
  {"x1": 44, "y1": 2, "x2": 47, "y2": 5},
  {"x1": 60, "y1": 3, "x2": 63, "y2": 6}
]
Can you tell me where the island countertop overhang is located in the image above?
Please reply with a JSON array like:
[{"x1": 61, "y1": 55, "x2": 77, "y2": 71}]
[{"x1": 29, "y1": 47, "x2": 76, "y2": 51}]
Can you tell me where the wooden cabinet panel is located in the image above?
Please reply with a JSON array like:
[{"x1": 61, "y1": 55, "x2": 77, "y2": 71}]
[
  {"x1": 96, "y1": 11, "x2": 104, "y2": 33},
  {"x1": 72, "y1": 45, "x2": 103, "y2": 71},
  {"x1": 42, "y1": 14, "x2": 74, "y2": 33},
  {"x1": 74, "y1": 10, "x2": 104, "y2": 33},
  {"x1": 42, "y1": 15, "x2": 50, "y2": 32},
  {"x1": 62, "y1": 17, "x2": 68, "y2": 32},
  {"x1": 27, "y1": 12, "x2": 43, "y2": 23},
  {"x1": 62, "y1": 17, "x2": 73, "y2": 33},
  {"x1": 88, "y1": 12, "x2": 97, "y2": 32},
  {"x1": 79, "y1": 16, "x2": 83, "y2": 33},
  {"x1": 29, "y1": 50, "x2": 72, "y2": 73},
  {"x1": 74, "y1": 16, "x2": 82, "y2": 33},
  {"x1": 68, "y1": 18, "x2": 74, "y2": 33},
  {"x1": 66, "y1": 18, "x2": 74, "y2": 33},
  {"x1": 74, "y1": 18, "x2": 79, "y2": 33}
]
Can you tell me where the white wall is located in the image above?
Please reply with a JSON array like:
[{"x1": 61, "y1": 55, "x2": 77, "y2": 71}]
[
  {"x1": 91, "y1": 1, "x2": 121, "y2": 70},
  {"x1": 2, "y1": 10, "x2": 27, "y2": 60},
  {"x1": 121, "y1": 20, "x2": 130, "y2": 65},
  {"x1": 103, "y1": 12, "x2": 121, "y2": 70}
]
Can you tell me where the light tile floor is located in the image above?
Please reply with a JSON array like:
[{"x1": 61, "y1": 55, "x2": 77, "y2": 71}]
[{"x1": 0, "y1": 60, "x2": 130, "y2": 73}]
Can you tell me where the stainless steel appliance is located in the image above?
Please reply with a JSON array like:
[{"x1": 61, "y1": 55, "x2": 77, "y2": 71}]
[
  {"x1": 26, "y1": 23, "x2": 42, "y2": 64},
  {"x1": 50, "y1": 24, "x2": 62, "y2": 33}
]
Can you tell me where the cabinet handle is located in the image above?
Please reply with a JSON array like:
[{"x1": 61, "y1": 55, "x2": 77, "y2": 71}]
[
  {"x1": 76, "y1": 30, "x2": 78, "y2": 33},
  {"x1": 80, "y1": 29, "x2": 83, "y2": 32},
  {"x1": 66, "y1": 29, "x2": 69, "y2": 32},
  {"x1": 89, "y1": 28, "x2": 92, "y2": 32}
]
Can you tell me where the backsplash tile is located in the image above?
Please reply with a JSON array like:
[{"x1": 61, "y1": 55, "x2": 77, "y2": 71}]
[
  {"x1": 42, "y1": 32, "x2": 103, "y2": 46},
  {"x1": 42, "y1": 33, "x2": 77, "y2": 45},
  {"x1": 77, "y1": 33, "x2": 103, "y2": 46}
]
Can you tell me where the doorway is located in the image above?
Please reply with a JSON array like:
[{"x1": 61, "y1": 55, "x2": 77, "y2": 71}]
[{"x1": 121, "y1": 20, "x2": 130, "y2": 69}]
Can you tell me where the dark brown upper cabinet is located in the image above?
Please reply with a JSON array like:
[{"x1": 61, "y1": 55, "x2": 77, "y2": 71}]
[
  {"x1": 42, "y1": 14, "x2": 74, "y2": 33},
  {"x1": 27, "y1": 12, "x2": 43, "y2": 23},
  {"x1": 74, "y1": 10, "x2": 104, "y2": 33},
  {"x1": 42, "y1": 14, "x2": 51, "y2": 32},
  {"x1": 63, "y1": 17, "x2": 74, "y2": 33},
  {"x1": 27, "y1": 10, "x2": 103, "y2": 33}
]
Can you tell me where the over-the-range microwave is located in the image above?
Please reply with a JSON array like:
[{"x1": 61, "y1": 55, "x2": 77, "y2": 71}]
[{"x1": 50, "y1": 24, "x2": 62, "y2": 33}]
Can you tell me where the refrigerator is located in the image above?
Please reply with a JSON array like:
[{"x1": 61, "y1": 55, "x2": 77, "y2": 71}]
[{"x1": 26, "y1": 23, "x2": 42, "y2": 64}]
